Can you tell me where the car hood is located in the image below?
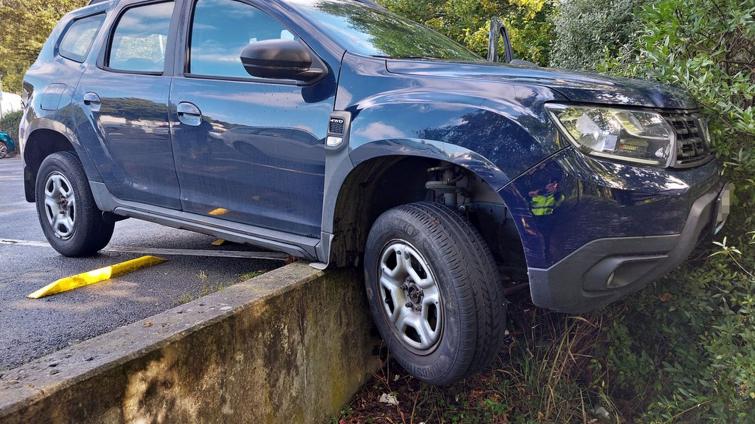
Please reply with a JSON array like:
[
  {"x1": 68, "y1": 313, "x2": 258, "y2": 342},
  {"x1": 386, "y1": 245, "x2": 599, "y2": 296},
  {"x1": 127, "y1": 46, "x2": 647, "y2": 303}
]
[{"x1": 386, "y1": 60, "x2": 698, "y2": 110}]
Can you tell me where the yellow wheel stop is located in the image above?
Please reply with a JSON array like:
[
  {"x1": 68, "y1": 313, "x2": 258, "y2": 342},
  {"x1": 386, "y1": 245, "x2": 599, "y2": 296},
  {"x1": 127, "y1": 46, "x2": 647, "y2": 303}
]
[{"x1": 27, "y1": 256, "x2": 167, "y2": 299}]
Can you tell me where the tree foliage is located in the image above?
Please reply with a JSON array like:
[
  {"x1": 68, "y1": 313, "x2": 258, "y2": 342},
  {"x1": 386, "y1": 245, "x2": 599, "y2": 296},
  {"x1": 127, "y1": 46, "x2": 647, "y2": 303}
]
[
  {"x1": 378, "y1": 0, "x2": 553, "y2": 65},
  {"x1": 0, "y1": 0, "x2": 87, "y2": 92},
  {"x1": 550, "y1": 0, "x2": 646, "y2": 70}
]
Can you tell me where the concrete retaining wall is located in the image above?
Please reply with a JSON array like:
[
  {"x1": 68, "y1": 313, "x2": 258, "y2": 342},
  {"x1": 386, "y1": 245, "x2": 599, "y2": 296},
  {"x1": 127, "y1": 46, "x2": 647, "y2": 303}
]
[{"x1": 0, "y1": 263, "x2": 380, "y2": 423}]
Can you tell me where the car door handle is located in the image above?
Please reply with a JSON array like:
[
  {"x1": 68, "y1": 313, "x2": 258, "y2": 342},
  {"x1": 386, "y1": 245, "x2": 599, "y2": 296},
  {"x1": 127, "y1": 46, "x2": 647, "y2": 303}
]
[
  {"x1": 83, "y1": 92, "x2": 101, "y2": 106},
  {"x1": 177, "y1": 102, "x2": 202, "y2": 127}
]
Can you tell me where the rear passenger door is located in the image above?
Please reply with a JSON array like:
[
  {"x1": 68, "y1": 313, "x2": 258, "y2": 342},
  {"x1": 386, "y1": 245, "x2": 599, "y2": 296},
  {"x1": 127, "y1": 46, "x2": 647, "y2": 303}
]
[
  {"x1": 77, "y1": 1, "x2": 182, "y2": 209},
  {"x1": 169, "y1": 0, "x2": 335, "y2": 237}
]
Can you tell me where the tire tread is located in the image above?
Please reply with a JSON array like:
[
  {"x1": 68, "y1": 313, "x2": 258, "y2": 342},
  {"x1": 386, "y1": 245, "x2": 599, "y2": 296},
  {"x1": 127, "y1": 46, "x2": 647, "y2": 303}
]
[
  {"x1": 365, "y1": 201, "x2": 507, "y2": 384},
  {"x1": 35, "y1": 151, "x2": 114, "y2": 257}
]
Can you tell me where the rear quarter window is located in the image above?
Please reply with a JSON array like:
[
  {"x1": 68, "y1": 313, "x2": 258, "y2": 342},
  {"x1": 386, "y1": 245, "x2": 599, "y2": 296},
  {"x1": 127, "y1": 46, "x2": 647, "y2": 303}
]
[{"x1": 58, "y1": 14, "x2": 106, "y2": 63}]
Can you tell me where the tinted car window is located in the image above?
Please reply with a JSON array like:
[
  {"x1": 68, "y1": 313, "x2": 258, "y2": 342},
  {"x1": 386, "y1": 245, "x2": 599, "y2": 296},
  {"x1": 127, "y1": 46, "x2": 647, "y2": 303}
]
[
  {"x1": 287, "y1": 0, "x2": 481, "y2": 61},
  {"x1": 189, "y1": 0, "x2": 296, "y2": 79},
  {"x1": 58, "y1": 14, "x2": 106, "y2": 62},
  {"x1": 108, "y1": 2, "x2": 175, "y2": 73}
]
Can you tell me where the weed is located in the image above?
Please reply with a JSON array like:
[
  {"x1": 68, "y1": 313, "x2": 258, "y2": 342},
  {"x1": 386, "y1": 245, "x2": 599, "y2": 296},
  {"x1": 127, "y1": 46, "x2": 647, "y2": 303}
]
[
  {"x1": 239, "y1": 270, "x2": 266, "y2": 281},
  {"x1": 197, "y1": 270, "x2": 209, "y2": 282}
]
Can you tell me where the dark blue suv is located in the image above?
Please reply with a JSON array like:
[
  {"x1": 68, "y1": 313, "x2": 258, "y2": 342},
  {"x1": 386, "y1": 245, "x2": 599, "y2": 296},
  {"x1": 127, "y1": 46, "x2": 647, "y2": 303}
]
[{"x1": 20, "y1": 0, "x2": 731, "y2": 384}]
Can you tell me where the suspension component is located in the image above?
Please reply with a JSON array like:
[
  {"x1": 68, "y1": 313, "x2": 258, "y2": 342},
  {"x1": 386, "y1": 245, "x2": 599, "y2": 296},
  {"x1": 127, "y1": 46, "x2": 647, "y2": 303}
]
[{"x1": 426, "y1": 164, "x2": 468, "y2": 208}]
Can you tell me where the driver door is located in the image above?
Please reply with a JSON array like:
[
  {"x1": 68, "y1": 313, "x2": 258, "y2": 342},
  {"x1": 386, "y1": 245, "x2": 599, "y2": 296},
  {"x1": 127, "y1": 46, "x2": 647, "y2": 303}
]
[{"x1": 169, "y1": 0, "x2": 335, "y2": 237}]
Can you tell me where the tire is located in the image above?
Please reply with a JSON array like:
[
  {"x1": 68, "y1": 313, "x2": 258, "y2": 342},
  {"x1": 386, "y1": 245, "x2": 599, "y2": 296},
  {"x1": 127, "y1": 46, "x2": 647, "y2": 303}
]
[
  {"x1": 364, "y1": 202, "x2": 507, "y2": 385},
  {"x1": 35, "y1": 151, "x2": 114, "y2": 257},
  {"x1": 0, "y1": 141, "x2": 8, "y2": 159}
]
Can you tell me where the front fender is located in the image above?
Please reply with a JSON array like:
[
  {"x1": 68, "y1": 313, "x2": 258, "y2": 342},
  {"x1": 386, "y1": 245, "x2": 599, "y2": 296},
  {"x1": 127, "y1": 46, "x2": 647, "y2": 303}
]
[
  {"x1": 346, "y1": 95, "x2": 564, "y2": 182},
  {"x1": 319, "y1": 54, "x2": 569, "y2": 263}
]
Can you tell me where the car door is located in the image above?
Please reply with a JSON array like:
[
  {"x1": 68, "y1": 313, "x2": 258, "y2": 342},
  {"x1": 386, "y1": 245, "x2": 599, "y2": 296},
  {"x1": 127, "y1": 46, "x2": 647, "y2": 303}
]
[
  {"x1": 169, "y1": 0, "x2": 335, "y2": 237},
  {"x1": 77, "y1": 0, "x2": 181, "y2": 209}
]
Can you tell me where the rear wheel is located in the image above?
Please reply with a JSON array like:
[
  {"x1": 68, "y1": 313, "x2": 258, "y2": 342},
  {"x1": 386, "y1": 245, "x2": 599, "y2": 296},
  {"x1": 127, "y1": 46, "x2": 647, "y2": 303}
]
[
  {"x1": 0, "y1": 141, "x2": 8, "y2": 159},
  {"x1": 364, "y1": 202, "x2": 507, "y2": 385},
  {"x1": 35, "y1": 152, "x2": 114, "y2": 257}
]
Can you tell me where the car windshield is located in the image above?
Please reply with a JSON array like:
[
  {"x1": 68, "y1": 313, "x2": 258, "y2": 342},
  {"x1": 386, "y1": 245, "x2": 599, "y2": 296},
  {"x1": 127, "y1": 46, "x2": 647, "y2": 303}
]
[{"x1": 287, "y1": 0, "x2": 483, "y2": 61}]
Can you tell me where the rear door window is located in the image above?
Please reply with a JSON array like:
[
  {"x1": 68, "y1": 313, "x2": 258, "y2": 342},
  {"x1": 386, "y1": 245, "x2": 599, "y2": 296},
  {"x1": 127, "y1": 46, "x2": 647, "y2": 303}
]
[
  {"x1": 58, "y1": 14, "x2": 106, "y2": 63},
  {"x1": 108, "y1": 2, "x2": 175, "y2": 73}
]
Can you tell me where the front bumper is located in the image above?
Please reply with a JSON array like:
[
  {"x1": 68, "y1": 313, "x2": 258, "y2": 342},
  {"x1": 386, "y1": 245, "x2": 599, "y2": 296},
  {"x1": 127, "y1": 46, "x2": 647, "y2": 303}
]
[{"x1": 527, "y1": 182, "x2": 731, "y2": 313}]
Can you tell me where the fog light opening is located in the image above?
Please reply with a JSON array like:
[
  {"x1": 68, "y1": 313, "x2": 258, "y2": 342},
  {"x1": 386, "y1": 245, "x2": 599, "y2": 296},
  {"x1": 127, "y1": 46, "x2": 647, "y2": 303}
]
[
  {"x1": 714, "y1": 184, "x2": 734, "y2": 235},
  {"x1": 606, "y1": 272, "x2": 617, "y2": 289}
]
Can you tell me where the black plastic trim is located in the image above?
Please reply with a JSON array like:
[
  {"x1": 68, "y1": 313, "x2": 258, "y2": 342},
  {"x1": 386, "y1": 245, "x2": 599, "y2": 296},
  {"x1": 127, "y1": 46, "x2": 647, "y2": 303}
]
[
  {"x1": 88, "y1": 181, "x2": 320, "y2": 260},
  {"x1": 23, "y1": 166, "x2": 35, "y2": 202},
  {"x1": 528, "y1": 183, "x2": 724, "y2": 313}
]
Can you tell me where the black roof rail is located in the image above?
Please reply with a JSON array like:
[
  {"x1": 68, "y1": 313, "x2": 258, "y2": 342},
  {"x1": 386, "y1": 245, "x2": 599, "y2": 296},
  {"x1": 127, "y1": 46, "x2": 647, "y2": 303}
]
[{"x1": 89, "y1": 0, "x2": 110, "y2": 4}]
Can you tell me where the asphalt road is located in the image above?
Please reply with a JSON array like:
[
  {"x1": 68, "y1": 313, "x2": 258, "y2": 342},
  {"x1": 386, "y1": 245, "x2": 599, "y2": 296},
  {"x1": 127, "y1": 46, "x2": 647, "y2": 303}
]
[{"x1": 0, "y1": 157, "x2": 281, "y2": 371}]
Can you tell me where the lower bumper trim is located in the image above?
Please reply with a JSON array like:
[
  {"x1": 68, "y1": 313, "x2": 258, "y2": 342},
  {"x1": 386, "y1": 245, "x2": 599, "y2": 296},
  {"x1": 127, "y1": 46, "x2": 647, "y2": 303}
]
[{"x1": 528, "y1": 183, "x2": 723, "y2": 314}]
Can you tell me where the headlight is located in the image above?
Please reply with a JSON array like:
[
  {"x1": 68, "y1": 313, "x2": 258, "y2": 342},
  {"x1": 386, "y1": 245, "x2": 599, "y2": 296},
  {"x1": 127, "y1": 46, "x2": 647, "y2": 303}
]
[{"x1": 546, "y1": 104, "x2": 675, "y2": 166}]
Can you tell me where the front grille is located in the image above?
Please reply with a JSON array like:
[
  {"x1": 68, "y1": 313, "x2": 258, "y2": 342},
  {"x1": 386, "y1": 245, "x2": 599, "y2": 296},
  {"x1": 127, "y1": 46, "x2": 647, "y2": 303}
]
[{"x1": 663, "y1": 112, "x2": 711, "y2": 167}]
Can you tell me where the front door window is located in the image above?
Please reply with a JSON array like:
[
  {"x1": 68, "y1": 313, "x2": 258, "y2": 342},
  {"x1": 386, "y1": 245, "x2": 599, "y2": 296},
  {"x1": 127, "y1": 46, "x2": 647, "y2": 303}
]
[{"x1": 188, "y1": 0, "x2": 297, "y2": 79}]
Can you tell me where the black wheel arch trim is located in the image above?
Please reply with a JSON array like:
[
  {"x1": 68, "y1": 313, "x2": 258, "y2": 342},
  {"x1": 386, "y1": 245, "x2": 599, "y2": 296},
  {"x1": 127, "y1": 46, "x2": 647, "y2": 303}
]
[
  {"x1": 22, "y1": 119, "x2": 105, "y2": 202},
  {"x1": 317, "y1": 133, "x2": 521, "y2": 266}
]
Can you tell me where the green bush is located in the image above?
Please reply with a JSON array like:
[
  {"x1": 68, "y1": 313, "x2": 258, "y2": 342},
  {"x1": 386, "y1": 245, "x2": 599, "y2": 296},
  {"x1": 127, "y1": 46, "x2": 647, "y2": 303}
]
[
  {"x1": 0, "y1": 110, "x2": 22, "y2": 144},
  {"x1": 550, "y1": 0, "x2": 646, "y2": 70},
  {"x1": 594, "y1": 0, "x2": 755, "y2": 420}
]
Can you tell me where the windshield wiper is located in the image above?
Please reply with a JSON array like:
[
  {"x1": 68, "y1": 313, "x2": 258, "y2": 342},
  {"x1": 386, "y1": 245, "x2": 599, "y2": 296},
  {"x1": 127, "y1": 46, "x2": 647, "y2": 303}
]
[{"x1": 372, "y1": 55, "x2": 440, "y2": 61}]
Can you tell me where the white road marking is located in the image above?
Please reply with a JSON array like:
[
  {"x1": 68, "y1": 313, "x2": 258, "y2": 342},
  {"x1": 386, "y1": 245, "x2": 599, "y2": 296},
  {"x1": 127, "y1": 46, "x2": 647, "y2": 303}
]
[
  {"x1": 0, "y1": 239, "x2": 288, "y2": 261},
  {"x1": 0, "y1": 239, "x2": 49, "y2": 247}
]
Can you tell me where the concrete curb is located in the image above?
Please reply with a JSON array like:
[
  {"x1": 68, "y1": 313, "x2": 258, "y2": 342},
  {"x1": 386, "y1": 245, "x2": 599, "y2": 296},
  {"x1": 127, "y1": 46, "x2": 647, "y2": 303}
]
[{"x1": 0, "y1": 263, "x2": 381, "y2": 423}]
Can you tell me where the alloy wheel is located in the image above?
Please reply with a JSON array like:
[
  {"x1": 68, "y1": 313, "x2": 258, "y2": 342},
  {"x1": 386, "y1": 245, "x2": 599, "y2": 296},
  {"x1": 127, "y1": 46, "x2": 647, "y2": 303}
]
[
  {"x1": 378, "y1": 241, "x2": 443, "y2": 354},
  {"x1": 43, "y1": 172, "x2": 77, "y2": 240}
]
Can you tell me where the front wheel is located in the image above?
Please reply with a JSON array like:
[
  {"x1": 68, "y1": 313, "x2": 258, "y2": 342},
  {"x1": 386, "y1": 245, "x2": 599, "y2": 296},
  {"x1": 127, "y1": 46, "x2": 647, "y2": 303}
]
[
  {"x1": 35, "y1": 151, "x2": 114, "y2": 257},
  {"x1": 364, "y1": 202, "x2": 507, "y2": 385},
  {"x1": 0, "y1": 141, "x2": 8, "y2": 159}
]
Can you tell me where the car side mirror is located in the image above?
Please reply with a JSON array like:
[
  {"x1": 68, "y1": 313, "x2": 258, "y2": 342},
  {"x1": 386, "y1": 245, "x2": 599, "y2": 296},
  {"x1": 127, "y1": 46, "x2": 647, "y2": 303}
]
[{"x1": 240, "y1": 39, "x2": 327, "y2": 84}]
